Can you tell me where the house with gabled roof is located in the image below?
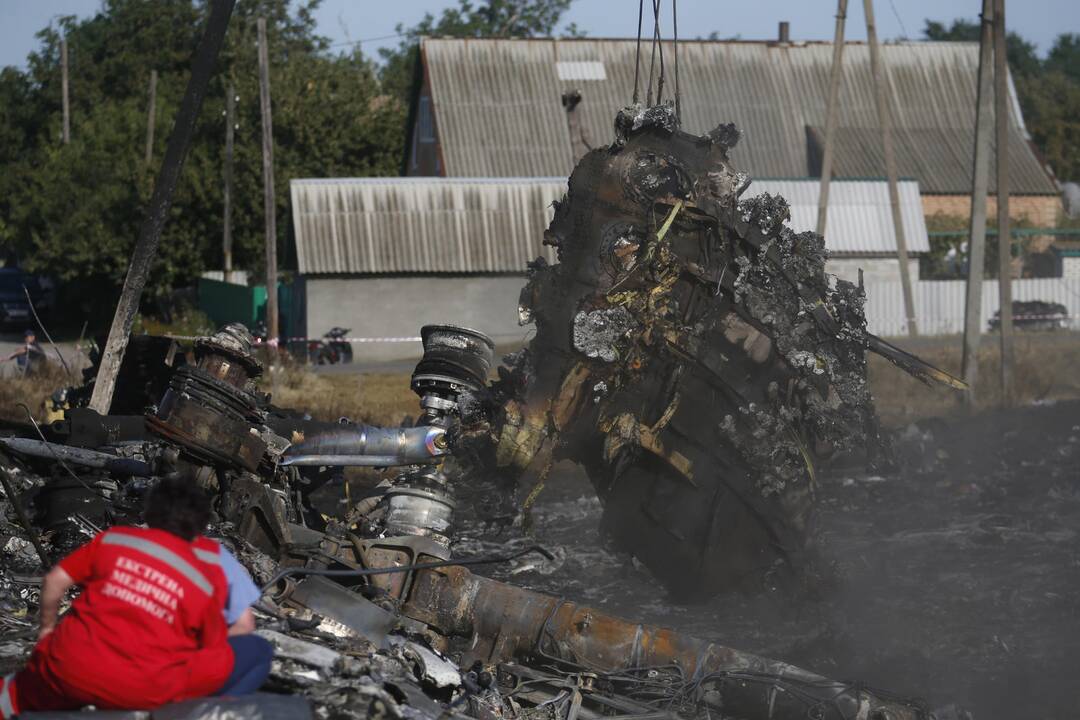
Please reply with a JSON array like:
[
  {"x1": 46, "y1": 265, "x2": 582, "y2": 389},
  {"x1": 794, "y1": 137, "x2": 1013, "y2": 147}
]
[{"x1": 404, "y1": 36, "x2": 1060, "y2": 224}]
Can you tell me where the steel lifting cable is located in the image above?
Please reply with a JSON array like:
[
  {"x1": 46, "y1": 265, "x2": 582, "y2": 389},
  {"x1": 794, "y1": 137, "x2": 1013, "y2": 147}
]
[
  {"x1": 672, "y1": 0, "x2": 680, "y2": 121},
  {"x1": 645, "y1": 5, "x2": 658, "y2": 106},
  {"x1": 633, "y1": 0, "x2": 644, "y2": 104},
  {"x1": 652, "y1": 0, "x2": 666, "y2": 104}
]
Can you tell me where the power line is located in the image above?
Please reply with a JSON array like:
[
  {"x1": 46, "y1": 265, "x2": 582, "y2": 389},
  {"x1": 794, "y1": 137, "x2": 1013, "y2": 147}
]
[
  {"x1": 887, "y1": 0, "x2": 910, "y2": 38},
  {"x1": 326, "y1": 31, "x2": 408, "y2": 49}
]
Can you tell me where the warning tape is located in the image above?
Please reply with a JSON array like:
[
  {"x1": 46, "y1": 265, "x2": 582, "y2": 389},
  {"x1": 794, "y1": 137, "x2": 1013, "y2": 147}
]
[
  {"x1": 163, "y1": 332, "x2": 532, "y2": 345},
  {"x1": 162, "y1": 334, "x2": 420, "y2": 345},
  {"x1": 256, "y1": 336, "x2": 423, "y2": 344}
]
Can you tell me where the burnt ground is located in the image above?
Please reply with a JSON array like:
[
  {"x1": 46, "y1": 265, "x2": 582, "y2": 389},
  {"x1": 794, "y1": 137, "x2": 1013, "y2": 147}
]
[{"x1": 457, "y1": 400, "x2": 1080, "y2": 720}]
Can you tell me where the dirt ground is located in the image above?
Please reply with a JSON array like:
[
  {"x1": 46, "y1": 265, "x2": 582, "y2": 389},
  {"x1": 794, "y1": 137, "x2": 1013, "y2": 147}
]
[{"x1": 455, "y1": 399, "x2": 1080, "y2": 720}]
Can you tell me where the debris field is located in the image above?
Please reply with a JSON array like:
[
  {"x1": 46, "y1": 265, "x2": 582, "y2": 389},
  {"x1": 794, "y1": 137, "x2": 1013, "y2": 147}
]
[{"x1": 0, "y1": 106, "x2": 977, "y2": 720}]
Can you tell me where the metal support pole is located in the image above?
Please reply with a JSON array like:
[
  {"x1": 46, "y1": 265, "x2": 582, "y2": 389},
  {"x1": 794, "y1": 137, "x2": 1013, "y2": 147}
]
[
  {"x1": 257, "y1": 17, "x2": 279, "y2": 347},
  {"x1": 993, "y1": 0, "x2": 1014, "y2": 405},
  {"x1": 864, "y1": 0, "x2": 918, "y2": 336},
  {"x1": 961, "y1": 0, "x2": 995, "y2": 404},
  {"x1": 144, "y1": 69, "x2": 157, "y2": 164},
  {"x1": 88, "y1": 0, "x2": 236, "y2": 414},
  {"x1": 816, "y1": 0, "x2": 848, "y2": 237},
  {"x1": 224, "y1": 83, "x2": 235, "y2": 280},
  {"x1": 60, "y1": 37, "x2": 70, "y2": 144}
]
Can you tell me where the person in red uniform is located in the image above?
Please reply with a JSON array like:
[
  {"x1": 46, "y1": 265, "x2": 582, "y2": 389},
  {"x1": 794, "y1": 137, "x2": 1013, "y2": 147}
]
[{"x1": 0, "y1": 478, "x2": 273, "y2": 717}]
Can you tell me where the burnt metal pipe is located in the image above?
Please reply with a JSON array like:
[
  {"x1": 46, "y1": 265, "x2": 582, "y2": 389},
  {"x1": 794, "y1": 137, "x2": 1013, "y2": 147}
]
[
  {"x1": 281, "y1": 425, "x2": 447, "y2": 468},
  {"x1": 281, "y1": 454, "x2": 439, "y2": 468},
  {"x1": 402, "y1": 566, "x2": 928, "y2": 720},
  {"x1": 0, "y1": 438, "x2": 153, "y2": 476}
]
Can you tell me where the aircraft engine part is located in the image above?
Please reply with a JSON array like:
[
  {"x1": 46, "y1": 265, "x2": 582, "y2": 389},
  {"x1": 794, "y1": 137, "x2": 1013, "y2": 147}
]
[
  {"x1": 147, "y1": 322, "x2": 267, "y2": 471},
  {"x1": 281, "y1": 425, "x2": 448, "y2": 467},
  {"x1": 411, "y1": 325, "x2": 495, "y2": 427}
]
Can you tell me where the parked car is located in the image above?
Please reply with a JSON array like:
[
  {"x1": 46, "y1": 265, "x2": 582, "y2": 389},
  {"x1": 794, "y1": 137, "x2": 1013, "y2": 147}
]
[
  {"x1": 989, "y1": 300, "x2": 1069, "y2": 331},
  {"x1": 0, "y1": 267, "x2": 47, "y2": 328}
]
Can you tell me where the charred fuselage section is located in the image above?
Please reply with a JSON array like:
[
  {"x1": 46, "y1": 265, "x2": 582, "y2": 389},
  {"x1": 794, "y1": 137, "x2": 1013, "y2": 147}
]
[{"x1": 473, "y1": 105, "x2": 952, "y2": 599}]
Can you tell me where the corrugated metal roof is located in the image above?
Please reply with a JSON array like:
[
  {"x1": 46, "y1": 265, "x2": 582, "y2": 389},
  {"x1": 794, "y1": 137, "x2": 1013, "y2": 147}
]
[
  {"x1": 420, "y1": 38, "x2": 1057, "y2": 195},
  {"x1": 290, "y1": 178, "x2": 564, "y2": 274},
  {"x1": 290, "y1": 177, "x2": 927, "y2": 275}
]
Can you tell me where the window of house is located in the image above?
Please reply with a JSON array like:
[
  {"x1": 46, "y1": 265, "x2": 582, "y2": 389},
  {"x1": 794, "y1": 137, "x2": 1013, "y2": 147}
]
[{"x1": 418, "y1": 96, "x2": 435, "y2": 143}]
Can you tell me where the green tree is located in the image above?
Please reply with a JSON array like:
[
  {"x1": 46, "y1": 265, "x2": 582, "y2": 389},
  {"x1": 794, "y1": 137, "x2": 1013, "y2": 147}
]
[
  {"x1": 923, "y1": 19, "x2": 1080, "y2": 184},
  {"x1": 0, "y1": 0, "x2": 405, "y2": 325},
  {"x1": 922, "y1": 18, "x2": 1041, "y2": 76},
  {"x1": 1016, "y1": 71, "x2": 1080, "y2": 185},
  {"x1": 1045, "y1": 33, "x2": 1080, "y2": 85}
]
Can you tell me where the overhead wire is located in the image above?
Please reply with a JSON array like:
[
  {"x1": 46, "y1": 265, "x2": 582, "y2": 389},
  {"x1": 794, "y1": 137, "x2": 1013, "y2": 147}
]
[
  {"x1": 887, "y1": 0, "x2": 910, "y2": 38},
  {"x1": 325, "y1": 31, "x2": 408, "y2": 49}
]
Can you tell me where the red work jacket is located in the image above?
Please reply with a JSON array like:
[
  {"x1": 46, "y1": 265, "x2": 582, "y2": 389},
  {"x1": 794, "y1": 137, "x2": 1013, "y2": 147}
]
[{"x1": 13, "y1": 526, "x2": 234, "y2": 712}]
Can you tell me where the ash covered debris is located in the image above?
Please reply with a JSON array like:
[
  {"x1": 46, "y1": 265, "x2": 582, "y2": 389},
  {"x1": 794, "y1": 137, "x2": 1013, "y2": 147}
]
[
  {"x1": 474, "y1": 102, "x2": 961, "y2": 601},
  {"x1": 0, "y1": 310, "x2": 941, "y2": 719}
]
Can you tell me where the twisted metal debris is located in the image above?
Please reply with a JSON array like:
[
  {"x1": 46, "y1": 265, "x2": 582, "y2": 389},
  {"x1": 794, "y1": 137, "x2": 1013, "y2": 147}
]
[
  {"x1": 0, "y1": 106, "x2": 964, "y2": 720},
  {"x1": 472, "y1": 103, "x2": 961, "y2": 599}
]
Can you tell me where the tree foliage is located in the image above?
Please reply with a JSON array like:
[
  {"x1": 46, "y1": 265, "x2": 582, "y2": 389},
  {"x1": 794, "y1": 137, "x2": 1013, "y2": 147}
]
[
  {"x1": 0, "y1": 0, "x2": 405, "y2": 322},
  {"x1": 0, "y1": 0, "x2": 581, "y2": 325},
  {"x1": 923, "y1": 19, "x2": 1080, "y2": 185}
]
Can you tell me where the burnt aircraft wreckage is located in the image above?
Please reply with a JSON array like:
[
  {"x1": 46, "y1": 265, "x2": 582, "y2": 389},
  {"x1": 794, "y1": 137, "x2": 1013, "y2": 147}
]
[{"x1": 0, "y1": 106, "x2": 963, "y2": 719}]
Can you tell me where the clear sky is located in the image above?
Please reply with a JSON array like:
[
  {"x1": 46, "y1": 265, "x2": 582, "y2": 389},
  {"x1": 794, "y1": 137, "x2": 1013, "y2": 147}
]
[{"x1": 2, "y1": 0, "x2": 1078, "y2": 70}]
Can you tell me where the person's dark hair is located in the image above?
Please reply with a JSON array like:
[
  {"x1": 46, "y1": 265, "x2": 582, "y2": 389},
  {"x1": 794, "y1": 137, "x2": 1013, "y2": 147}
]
[{"x1": 143, "y1": 477, "x2": 211, "y2": 541}]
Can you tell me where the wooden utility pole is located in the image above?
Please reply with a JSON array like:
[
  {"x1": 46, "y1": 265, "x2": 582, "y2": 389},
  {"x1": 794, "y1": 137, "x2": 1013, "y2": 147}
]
[
  {"x1": 816, "y1": 0, "x2": 849, "y2": 237},
  {"x1": 144, "y1": 70, "x2": 157, "y2": 164},
  {"x1": 961, "y1": 0, "x2": 995, "y2": 402},
  {"x1": 88, "y1": 0, "x2": 236, "y2": 414},
  {"x1": 257, "y1": 17, "x2": 279, "y2": 347},
  {"x1": 993, "y1": 0, "x2": 1015, "y2": 404},
  {"x1": 60, "y1": 37, "x2": 70, "y2": 144},
  {"x1": 864, "y1": 0, "x2": 918, "y2": 336},
  {"x1": 223, "y1": 83, "x2": 235, "y2": 281}
]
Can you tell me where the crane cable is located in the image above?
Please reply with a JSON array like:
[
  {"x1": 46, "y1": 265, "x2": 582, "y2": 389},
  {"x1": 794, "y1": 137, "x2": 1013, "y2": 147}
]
[
  {"x1": 633, "y1": 0, "x2": 644, "y2": 104},
  {"x1": 632, "y1": 0, "x2": 681, "y2": 122},
  {"x1": 673, "y1": 0, "x2": 681, "y2": 121}
]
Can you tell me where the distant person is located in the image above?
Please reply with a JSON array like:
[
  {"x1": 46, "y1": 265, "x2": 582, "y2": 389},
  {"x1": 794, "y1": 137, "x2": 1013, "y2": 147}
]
[
  {"x1": 0, "y1": 478, "x2": 273, "y2": 717},
  {"x1": 4, "y1": 329, "x2": 45, "y2": 374}
]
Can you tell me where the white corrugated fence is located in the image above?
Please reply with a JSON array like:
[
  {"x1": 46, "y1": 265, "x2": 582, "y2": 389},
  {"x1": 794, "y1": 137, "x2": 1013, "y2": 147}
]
[{"x1": 861, "y1": 277, "x2": 1080, "y2": 337}]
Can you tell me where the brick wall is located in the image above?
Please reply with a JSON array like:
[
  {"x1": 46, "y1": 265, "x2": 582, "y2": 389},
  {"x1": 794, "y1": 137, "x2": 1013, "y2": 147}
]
[{"x1": 921, "y1": 194, "x2": 1062, "y2": 227}]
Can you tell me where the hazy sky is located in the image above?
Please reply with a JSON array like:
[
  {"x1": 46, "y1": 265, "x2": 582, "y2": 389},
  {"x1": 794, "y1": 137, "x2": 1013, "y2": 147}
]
[{"x1": 2, "y1": 0, "x2": 1078, "y2": 69}]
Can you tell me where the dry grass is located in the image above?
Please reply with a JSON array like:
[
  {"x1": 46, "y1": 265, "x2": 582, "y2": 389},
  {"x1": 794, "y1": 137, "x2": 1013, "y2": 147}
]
[
  {"x1": 260, "y1": 360, "x2": 416, "y2": 426},
  {"x1": 0, "y1": 363, "x2": 73, "y2": 425},
  {"x1": 3, "y1": 333, "x2": 1078, "y2": 430},
  {"x1": 870, "y1": 332, "x2": 1080, "y2": 427}
]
